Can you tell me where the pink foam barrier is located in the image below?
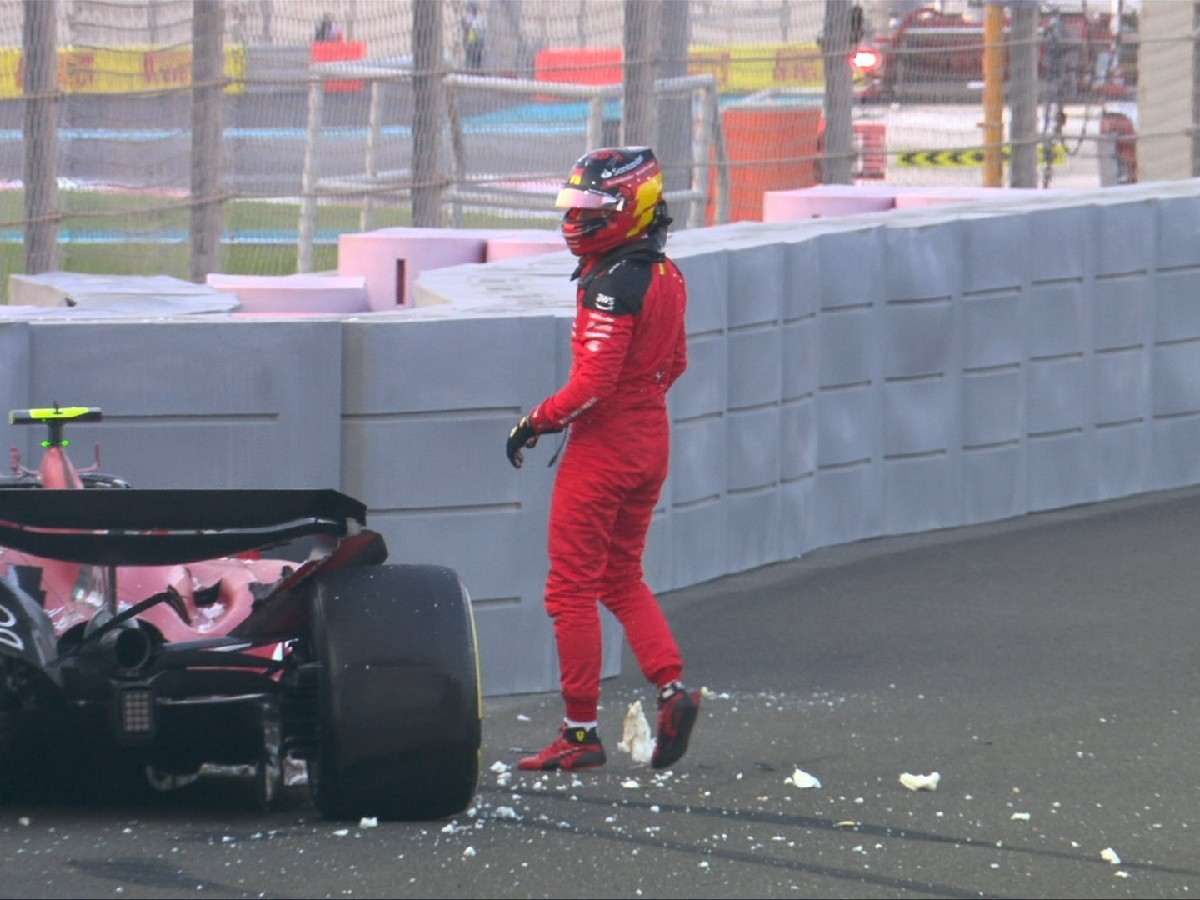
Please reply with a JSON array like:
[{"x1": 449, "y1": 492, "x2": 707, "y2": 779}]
[
  {"x1": 337, "y1": 228, "x2": 487, "y2": 310},
  {"x1": 485, "y1": 231, "x2": 567, "y2": 262},
  {"x1": 762, "y1": 184, "x2": 897, "y2": 221},
  {"x1": 892, "y1": 186, "x2": 1067, "y2": 209},
  {"x1": 206, "y1": 273, "x2": 368, "y2": 314}
]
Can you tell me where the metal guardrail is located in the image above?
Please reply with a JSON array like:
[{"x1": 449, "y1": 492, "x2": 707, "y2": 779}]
[{"x1": 297, "y1": 66, "x2": 731, "y2": 270}]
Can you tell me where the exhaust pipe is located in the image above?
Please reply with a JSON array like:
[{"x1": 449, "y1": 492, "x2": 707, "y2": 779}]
[{"x1": 100, "y1": 625, "x2": 154, "y2": 673}]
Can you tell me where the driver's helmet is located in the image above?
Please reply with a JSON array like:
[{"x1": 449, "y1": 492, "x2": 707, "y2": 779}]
[{"x1": 555, "y1": 147, "x2": 664, "y2": 257}]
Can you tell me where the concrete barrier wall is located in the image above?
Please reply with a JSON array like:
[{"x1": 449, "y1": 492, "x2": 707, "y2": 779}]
[{"x1": 6, "y1": 180, "x2": 1200, "y2": 696}]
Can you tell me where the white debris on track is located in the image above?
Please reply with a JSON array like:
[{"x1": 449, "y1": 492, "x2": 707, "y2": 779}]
[
  {"x1": 489, "y1": 761, "x2": 511, "y2": 774},
  {"x1": 617, "y1": 700, "x2": 654, "y2": 765},
  {"x1": 1010, "y1": 812, "x2": 1031, "y2": 822},
  {"x1": 462, "y1": 846, "x2": 477, "y2": 858},
  {"x1": 621, "y1": 779, "x2": 641, "y2": 789},
  {"x1": 359, "y1": 817, "x2": 378, "y2": 829},
  {"x1": 784, "y1": 768, "x2": 821, "y2": 789},
  {"x1": 1101, "y1": 847, "x2": 1122, "y2": 865},
  {"x1": 899, "y1": 771, "x2": 940, "y2": 792}
]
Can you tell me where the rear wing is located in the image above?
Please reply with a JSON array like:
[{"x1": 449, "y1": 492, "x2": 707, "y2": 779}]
[{"x1": 0, "y1": 489, "x2": 367, "y2": 566}]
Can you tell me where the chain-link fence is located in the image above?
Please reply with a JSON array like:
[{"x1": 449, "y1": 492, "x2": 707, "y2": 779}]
[{"x1": 0, "y1": 0, "x2": 1177, "y2": 297}]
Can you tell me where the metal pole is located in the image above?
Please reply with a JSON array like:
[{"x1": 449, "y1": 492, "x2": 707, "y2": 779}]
[
  {"x1": 622, "y1": 0, "x2": 656, "y2": 146},
  {"x1": 657, "y1": 0, "x2": 691, "y2": 194},
  {"x1": 690, "y1": 85, "x2": 711, "y2": 229},
  {"x1": 22, "y1": 0, "x2": 58, "y2": 275},
  {"x1": 298, "y1": 78, "x2": 323, "y2": 273},
  {"x1": 446, "y1": 82, "x2": 466, "y2": 227},
  {"x1": 361, "y1": 79, "x2": 382, "y2": 231},
  {"x1": 1009, "y1": 0, "x2": 1038, "y2": 187},
  {"x1": 412, "y1": 0, "x2": 444, "y2": 227},
  {"x1": 190, "y1": 0, "x2": 224, "y2": 282},
  {"x1": 821, "y1": 0, "x2": 855, "y2": 184},
  {"x1": 982, "y1": 1, "x2": 1005, "y2": 187},
  {"x1": 710, "y1": 86, "x2": 730, "y2": 224},
  {"x1": 587, "y1": 96, "x2": 604, "y2": 151}
]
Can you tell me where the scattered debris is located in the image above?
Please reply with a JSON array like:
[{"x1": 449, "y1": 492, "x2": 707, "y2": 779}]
[
  {"x1": 517, "y1": 714, "x2": 531, "y2": 722},
  {"x1": 333, "y1": 829, "x2": 349, "y2": 837},
  {"x1": 621, "y1": 779, "x2": 641, "y2": 790},
  {"x1": 1115, "y1": 871, "x2": 1130, "y2": 879},
  {"x1": 1101, "y1": 847, "x2": 1122, "y2": 865},
  {"x1": 1010, "y1": 812, "x2": 1031, "y2": 822},
  {"x1": 489, "y1": 761, "x2": 511, "y2": 774},
  {"x1": 17, "y1": 817, "x2": 30, "y2": 827},
  {"x1": 463, "y1": 847, "x2": 477, "y2": 858},
  {"x1": 784, "y1": 768, "x2": 821, "y2": 789},
  {"x1": 617, "y1": 700, "x2": 654, "y2": 766},
  {"x1": 493, "y1": 807, "x2": 519, "y2": 820},
  {"x1": 899, "y1": 772, "x2": 940, "y2": 792},
  {"x1": 359, "y1": 817, "x2": 378, "y2": 829},
  {"x1": 834, "y1": 820, "x2": 859, "y2": 829}
]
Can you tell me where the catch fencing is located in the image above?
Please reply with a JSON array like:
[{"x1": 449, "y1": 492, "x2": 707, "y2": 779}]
[{"x1": 0, "y1": 0, "x2": 1178, "y2": 298}]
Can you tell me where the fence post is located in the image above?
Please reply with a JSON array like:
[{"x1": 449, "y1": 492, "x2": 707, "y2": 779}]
[
  {"x1": 690, "y1": 85, "x2": 711, "y2": 229},
  {"x1": 622, "y1": 0, "x2": 656, "y2": 147},
  {"x1": 190, "y1": 0, "x2": 224, "y2": 282},
  {"x1": 587, "y1": 97, "x2": 604, "y2": 152},
  {"x1": 657, "y1": 0, "x2": 691, "y2": 194},
  {"x1": 22, "y1": 0, "x2": 58, "y2": 275},
  {"x1": 821, "y1": 0, "x2": 855, "y2": 185},
  {"x1": 412, "y1": 0, "x2": 444, "y2": 227},
  {"x1": 1009, "y1": 0, "x2": 1039, "y2": 188},
  {"x1": 297, "y1": 78, "x2": 323, "y2": 273},
  {"x1": 361, "y1": 79, "x2": 382, "y2": 232}
]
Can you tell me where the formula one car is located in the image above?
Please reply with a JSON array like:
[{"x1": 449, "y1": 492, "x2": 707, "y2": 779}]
[{"x1": 0, "y1": 406, "x2": 481, "y2": 819}]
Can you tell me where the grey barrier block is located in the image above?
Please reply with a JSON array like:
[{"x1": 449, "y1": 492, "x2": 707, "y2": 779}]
[
  {"x1": 963, "y1": 370, "x2": 1023, "y2": 447},
  {"x1": 1029, "y1": 283, "x2": 1085, "y2": 358},
  {"x1": 1028, "y1": 433, "x2": 1094, "y2": 512},
  {"x1": 884, "y1": 378, "x2": 950, "y2": 456},
  {"x1": 1156, "y1": 271, "x2": 1200, "y2": 341},
  {"x1": 1096, "y1": 202, "x2": 1153, "y2": 276},
  {"x1": 963, "y1": 294, "x2": 1022, "y2": 369},
  {"x1": 884, "y1": 301, "x2": 953, "y2": 379},
  {"x1": 1027, "y1": 357, "x2": 1088, "y2": 435},
  {"x1": 727, "y1": 244, "x2": 784, "y2": 328},
  {"x1": 780, "y1": 399, "x2": 815, "y2": 481},
  {"x1": 1156, "y1": 196, "x2": 1200, "y2": 269},
  {"x1": 1027, "y1": 206, "x2": 1090, "y2": 283},
  {"x1": 727, "y1": 406, "x2": 779, "y2": 491},
  {"x1": 1093, "y1": 278, "x2": 1146, "y2": 349},
  {"x1": 0, "y1": 324, "x2": 31, "y2": 465},
  {"x1": 728, "y1": 329, "x2": 781, "y2": 409},
  {"x1": 27, "y1": 321, "x2": 341, "y2": 489},
  {"x1": 963, "y1": 216, "x2": 1025, "y2": 294},
  {"x1": 783, "y1": 240, "x2": 820, "y2": 321}
]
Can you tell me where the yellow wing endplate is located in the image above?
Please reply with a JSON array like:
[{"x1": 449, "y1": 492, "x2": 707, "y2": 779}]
[{"x1": 10, "y1": 406, "x2": 103, "y2": 426}]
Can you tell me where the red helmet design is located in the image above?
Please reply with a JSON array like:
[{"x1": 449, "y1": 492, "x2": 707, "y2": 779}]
[{"x1": 555, "y1": 147, "x2": 664, "y2": 257}]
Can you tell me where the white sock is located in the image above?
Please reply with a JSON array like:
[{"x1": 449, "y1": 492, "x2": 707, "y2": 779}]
[{"x1": 564, "y1": 718, "x2": 598, "y2": 731}]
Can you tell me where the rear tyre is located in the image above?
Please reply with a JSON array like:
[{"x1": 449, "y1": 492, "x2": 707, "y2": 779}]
[{"x1": 308, "y1": 564, "x2": 481, "y2": 820}]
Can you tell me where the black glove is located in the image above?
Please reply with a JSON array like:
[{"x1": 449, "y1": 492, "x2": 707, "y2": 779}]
[{"x1": 506, "y1": 416, "x2": 538, "y2": 468}]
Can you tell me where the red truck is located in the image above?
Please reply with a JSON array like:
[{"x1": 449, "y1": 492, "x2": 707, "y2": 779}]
[{"x1": 853, "y1": 5, "x2": 1136, "y2": 103}]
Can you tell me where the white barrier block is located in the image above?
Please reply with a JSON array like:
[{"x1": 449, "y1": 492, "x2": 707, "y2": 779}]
[
  {"x1": 338, "y1": 228, "x2": 487, "y2": 310},
  {"x1": 207, "y1": 273, "x2": 368, "y2": 314}
]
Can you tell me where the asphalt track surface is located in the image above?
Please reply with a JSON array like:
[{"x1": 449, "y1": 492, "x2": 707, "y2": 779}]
[{"x1": 3, "y1": 485, "x2": 1200, "y2": 899}]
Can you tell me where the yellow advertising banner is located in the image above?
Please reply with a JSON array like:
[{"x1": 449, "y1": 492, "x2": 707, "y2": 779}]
[
  {"x1": 0, "y1": 45, "x2": 245, "y2": 99},
  {"x1": 687, "y1": 43, "x2": 824, "y2": 93}
]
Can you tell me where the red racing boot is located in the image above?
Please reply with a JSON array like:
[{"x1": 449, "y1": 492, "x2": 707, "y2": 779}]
[
  {"x1": 651, "y1": 683, "x2": 701, "y2": 769},
  {"x1": 518, "y1": 724, "x2": 607, "y2": 771}
]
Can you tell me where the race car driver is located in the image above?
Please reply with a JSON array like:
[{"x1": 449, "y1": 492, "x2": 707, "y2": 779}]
[{"x1": 506, "y1": 147, "x2": 701, "y2": 771}]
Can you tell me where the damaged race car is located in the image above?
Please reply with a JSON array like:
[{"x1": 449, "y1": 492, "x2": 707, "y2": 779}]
[{"x1": 0, "y1": 406, "x2": 481, "y2": 820}]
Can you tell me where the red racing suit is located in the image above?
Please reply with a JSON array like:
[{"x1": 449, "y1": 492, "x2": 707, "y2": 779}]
[{"x1": 529, "y1": 234, "x2": 688, "y2": 723}]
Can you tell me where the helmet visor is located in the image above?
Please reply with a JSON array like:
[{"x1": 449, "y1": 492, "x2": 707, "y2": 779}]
[{"x1": 555, "y1": 186, "x2": 623, "y2": 210}]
